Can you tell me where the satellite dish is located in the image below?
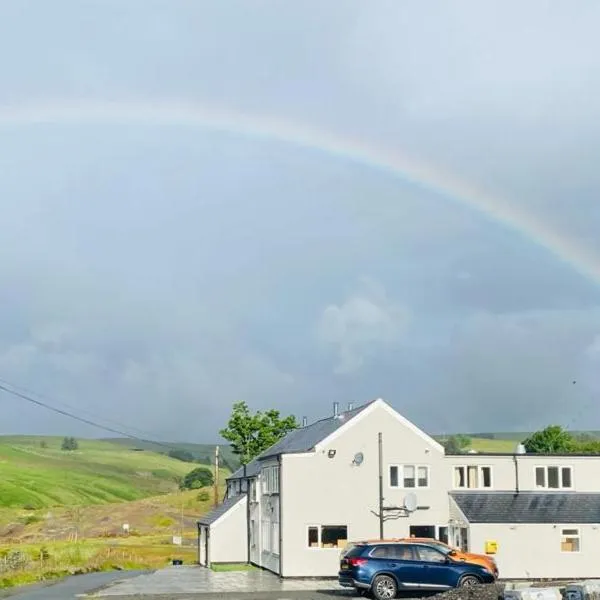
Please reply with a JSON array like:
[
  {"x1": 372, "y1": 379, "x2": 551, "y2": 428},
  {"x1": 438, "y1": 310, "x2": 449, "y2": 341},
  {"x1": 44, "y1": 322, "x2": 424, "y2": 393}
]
[
  {"x1": 403, "y1": 493, "x2": 418, "y2": 512},
  {"x1": 353, "y1": 452, "x2": 364, "y2": 466}
]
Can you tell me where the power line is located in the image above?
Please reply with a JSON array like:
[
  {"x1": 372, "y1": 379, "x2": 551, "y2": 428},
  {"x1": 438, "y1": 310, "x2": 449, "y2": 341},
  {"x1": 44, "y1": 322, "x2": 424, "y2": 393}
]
[
  {"x1": 0, "y1": 380, "x2": 185, "y2": 454},
  {"x1": 0, "y1": 376, "x2": 173, "y2": 443}
]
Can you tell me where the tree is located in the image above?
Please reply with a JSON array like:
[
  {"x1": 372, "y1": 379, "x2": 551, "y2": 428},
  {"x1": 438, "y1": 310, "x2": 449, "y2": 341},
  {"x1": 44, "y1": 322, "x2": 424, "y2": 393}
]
[
  {"x1": 180, "y1": 467, "x2": 214, "y2": 490},
  {"x1": 61, "y1": 436, "x2": 79, "y2": 451},
  {"x1": 168, "y1": 449, "x2": 195, "y2": 463},
  {"x1": 442, "y1": 435, "x2": 471, "y2": 454},
  {"x1": 219, "y1": 401, "x2": 298, "y2": 465},
  {"x1": 523, "y1": 425, "x2": 575, "y2": 454}
]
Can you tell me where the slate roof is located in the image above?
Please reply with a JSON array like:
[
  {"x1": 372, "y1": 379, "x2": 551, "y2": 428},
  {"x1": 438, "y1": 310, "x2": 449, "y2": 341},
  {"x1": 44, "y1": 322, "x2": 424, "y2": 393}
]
[
  {"x1": 258, "y1": 401, "x2": 375, "y2": 460},
  {"x1": 452, "y1": 492, "x2": 600, "y2": 524},
  {"x1": 197, "y1": 494, "x2": 245, "y2": 526},
  {"x1": 227, "y1": 458, "x2": 261, "y2": 481}
]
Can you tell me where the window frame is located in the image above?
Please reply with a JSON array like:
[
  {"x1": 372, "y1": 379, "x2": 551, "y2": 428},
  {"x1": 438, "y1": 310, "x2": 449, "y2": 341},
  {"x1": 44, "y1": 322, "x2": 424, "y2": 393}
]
[
  {"x1": 260, "y1": 465, "x2": 280, "y2": 495},
  {"x1": 560, "y1": 527, "x2": 581, "y2": 553},
  {"x1": 389, "y1": 464, "x2": 430, "y2": 489},
  {"x1": 306, "y1": 524, "x2": 349, "y2": 549},
  {"x1": 534, "y1": 465, "x2": 573, "y2": 490},
  {"x1": 453, "y1": 465, "x2": 493, "y2": 489}
]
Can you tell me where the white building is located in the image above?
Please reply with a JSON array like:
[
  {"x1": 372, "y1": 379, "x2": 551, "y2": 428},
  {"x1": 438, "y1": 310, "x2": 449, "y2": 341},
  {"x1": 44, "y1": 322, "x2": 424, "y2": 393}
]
[{"x1": 197, "y1": 398, "x2": 600, "y2": 580}]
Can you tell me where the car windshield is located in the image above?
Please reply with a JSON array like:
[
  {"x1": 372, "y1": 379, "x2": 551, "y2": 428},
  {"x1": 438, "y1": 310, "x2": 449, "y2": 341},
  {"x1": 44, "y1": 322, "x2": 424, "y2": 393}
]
[
  {"x1": 422, "y1": 542, "x2": 453, "y2": 555},
  {"x1": 342, "y1": 544, "x2": 365, "y2": 558}
]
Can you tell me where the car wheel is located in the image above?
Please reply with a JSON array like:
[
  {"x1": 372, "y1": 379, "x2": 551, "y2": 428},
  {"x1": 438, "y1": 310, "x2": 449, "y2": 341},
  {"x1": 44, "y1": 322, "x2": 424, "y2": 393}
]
[
  {"x1": 458, "y1": 575, "x2": 481, "y2": 587},
  {"x1": 372, "y1": 574, "x2": 398, "y2": 600}
]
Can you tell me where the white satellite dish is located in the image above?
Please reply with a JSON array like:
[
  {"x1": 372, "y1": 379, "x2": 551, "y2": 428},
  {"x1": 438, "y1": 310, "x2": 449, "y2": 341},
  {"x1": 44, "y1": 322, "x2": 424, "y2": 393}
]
[
  {"x1": 403, "y1": 493, "x2": 418, "y2": 512},
  {"x1": 353, "y1": 452, "x2": 364, "y2": 466}
]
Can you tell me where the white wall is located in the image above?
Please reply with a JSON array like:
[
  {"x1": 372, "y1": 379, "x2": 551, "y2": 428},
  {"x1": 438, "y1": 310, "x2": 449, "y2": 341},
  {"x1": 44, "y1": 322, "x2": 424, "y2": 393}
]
[
  {"x1": 208, "y1": 496, "x2": 248, "y2": 564},
  {"x1": 280, "y1": 401, "x2": 448, "y2": 577},
  {"x1": 469, "y1": 523, "x2": 600, "y2": 579}
]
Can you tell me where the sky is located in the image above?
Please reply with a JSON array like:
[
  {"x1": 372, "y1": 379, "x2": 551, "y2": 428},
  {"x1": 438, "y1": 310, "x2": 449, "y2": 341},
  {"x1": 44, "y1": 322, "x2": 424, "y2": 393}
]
[{"x1": 1, "y1": 1, "x2": 600, "y2": 442}]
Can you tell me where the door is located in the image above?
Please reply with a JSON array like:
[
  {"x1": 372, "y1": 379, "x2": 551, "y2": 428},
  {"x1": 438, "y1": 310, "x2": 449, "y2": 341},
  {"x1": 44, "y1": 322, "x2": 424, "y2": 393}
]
[
  {"x1": 414, "y1": 544, "x2": 454, "y2": 589},
  {"x1": 369, "y1": 544, "x2": 424, "y2": 588},
  {"x1": 249, "y1": 519, "x2": 259, "y2": 564},
  {"x1": 409, "y1": 525, "x2": 436, "y2": 539}
]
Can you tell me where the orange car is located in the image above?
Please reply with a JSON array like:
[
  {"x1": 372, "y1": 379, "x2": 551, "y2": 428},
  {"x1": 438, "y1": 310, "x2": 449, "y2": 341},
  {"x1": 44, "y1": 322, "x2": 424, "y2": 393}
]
[
  {"x1": 398, "y1": 538, "x2": 498, "y2": 576},
  {"x1": 341, "y1": 537, "x2": 498, "y2": 577}
]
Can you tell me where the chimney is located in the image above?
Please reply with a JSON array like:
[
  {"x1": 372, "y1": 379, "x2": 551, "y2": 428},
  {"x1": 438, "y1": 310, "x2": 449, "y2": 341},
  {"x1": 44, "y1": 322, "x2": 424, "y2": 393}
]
[
  {"x1": 333, "y1": 402, "x2": 339, "y2": 417},
  {"x1": 348, "y1": 402, "x2": 354, "y2": 411},
  {"x1": 302, "y1": 416, "x2": 308, "y2": 427}
]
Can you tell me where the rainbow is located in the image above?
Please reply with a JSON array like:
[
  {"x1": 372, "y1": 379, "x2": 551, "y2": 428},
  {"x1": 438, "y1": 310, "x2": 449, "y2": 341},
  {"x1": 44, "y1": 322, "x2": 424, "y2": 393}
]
[{"x1": 1, "y1": 98, "x2": 598, "y2": 284}]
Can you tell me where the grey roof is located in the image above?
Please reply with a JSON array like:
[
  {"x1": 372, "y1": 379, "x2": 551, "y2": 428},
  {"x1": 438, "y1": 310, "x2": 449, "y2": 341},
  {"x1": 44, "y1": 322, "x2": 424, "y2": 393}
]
[
  {"x1": 452, "y1": 492, "x2": 600, "y2": 524},
  {"x1": 227, "y1": 458, "x2": 261, "y2": 481},
  {"x1": 197, "y1": 494, "x2": 245, "y2": 526},
  {"x1": 258, "y1": 401, "x2": 375, "y2": 460}
]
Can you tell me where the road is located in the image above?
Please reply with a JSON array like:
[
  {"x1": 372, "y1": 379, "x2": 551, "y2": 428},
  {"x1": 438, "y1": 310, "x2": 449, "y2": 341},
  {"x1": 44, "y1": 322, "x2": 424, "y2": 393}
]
[{"x1": 0, "y1": 571, "x2": 148, "y2": 600}]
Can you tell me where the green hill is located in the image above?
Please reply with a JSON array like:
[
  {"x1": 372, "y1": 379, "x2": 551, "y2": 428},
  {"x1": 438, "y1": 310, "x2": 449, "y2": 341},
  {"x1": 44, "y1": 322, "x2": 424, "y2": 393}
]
[
  {"x1": 103, "y1": 438, "x2": 240, "y2": 471},
  {"x1": 0, "y1": 436, "x2": 230, "y2": 510}
]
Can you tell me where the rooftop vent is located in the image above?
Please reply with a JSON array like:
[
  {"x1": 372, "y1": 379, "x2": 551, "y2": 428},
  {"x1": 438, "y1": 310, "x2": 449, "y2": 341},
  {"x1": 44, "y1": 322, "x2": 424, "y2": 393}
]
[
  {"x1": 515, "y1": 443, "x2": 526, "y2": 455},
  {"x1": 348, "y1": 402, "x2": 354, "y2": 411},
  {"x1": 302, "y1": 416, "x2": 308, "y2": 427},
  {"x1": 333, "y1": 402, "x2": 339, "y2": 417}
]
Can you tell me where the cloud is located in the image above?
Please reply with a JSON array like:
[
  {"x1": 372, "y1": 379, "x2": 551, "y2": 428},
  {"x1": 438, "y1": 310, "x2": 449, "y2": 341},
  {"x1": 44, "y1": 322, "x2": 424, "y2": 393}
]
[
  {"x1": 1, "y1": 1, "x2": 600, "y2": 440},
  {"x1": 316, "y1": 278, "x2": 410, "y2": 374}
]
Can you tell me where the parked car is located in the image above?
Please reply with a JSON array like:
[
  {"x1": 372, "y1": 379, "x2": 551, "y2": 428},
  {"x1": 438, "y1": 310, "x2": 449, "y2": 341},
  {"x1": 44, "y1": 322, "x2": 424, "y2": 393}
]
[
  {"x1": 397, "y1": 537, "x2": 498, "y2": 577},
  {"x1": 341, "y1": 537, "x2": 498, "y2": 577},
  {"x1": 338, "y1": 541, "x2": 496, "y2": 600}
]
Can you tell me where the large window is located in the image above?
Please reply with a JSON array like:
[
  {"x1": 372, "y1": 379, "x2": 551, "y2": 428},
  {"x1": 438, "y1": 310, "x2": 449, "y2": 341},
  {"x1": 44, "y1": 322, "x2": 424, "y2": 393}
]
[
  {"x1": 389, "y1": 465, "x2": 429, "y2": 488},
  {"x1": 307, "y1": 525, "x2": 348, "y2": 549},
  {"x1": 535, "y1": 466, "x2": 572, "y2": 489},
  {"x1": 261, "y1": 465, "x2": 280, "y2": 494},
  {"x1": 561, "y1": 528, "x2": 580, "y2": 553},
  {"x1": 454, "y1": 465, "x2": 492, "y2": 489}
]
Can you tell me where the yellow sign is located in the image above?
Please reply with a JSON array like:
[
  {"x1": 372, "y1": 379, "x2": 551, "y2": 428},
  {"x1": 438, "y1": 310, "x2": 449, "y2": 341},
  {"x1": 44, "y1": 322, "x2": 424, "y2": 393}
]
[{"x1": 485, "y1": 540, "x2": 498, "y2": 554}]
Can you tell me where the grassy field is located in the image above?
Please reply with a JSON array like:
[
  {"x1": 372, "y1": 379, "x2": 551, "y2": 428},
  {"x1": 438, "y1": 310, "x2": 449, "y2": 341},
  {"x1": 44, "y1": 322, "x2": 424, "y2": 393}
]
[
  {"x1": 104, "y1": 438, "x2": 240, "y2": 471},
  {"x1": 0, "y1": 436, "x2": 229, "y2": 509},
  {"x1": 466, "y1": 437, "x2": 519, "y2": 453}
]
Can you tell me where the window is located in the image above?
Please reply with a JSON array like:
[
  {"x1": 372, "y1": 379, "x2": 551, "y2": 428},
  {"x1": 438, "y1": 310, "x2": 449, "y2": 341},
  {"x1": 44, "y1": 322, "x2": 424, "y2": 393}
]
[
  {"x1": 262, "y1": 520, "x2": 272, "y2": 552},
  {"x1": 249, "y1": 480, "x2": 257, "y2": 502},
  {"x1": 561, "y1": 528, "x2": 580, "y2": 553},
  {"x1": 416, "y1": 545, "x2": 447, "y2": 564},
  {"x1": 454, "y1": 465, "x2": 493, "y2": 489},
  {"x1": 535, "y1": 466, "x2": 573, "y2": 489},
  {"x1": 261, "y1": 466, "x2": 280, "y2": 494},
  {"x1": 370, "y1": 545, "x2": 415, "y2": 560},
  {"x1": 307, "y1": 525, "x2": 348, "y2": 549},
  {"x1": 389, "y1": 465, "x2": 429, "y2": 488}
]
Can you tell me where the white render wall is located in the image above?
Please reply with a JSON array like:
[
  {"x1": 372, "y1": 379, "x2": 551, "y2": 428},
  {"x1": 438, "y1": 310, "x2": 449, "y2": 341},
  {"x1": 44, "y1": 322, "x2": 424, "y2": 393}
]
[
  {"x1": 207, "y1": 496, "x2": 248, "y2": 565},
  {"x1": 469, "y1": 523, "x2": 600, "y2": 579},
  {"x1": 280, "y1": 402, "x2": 449, "y2": 577}
]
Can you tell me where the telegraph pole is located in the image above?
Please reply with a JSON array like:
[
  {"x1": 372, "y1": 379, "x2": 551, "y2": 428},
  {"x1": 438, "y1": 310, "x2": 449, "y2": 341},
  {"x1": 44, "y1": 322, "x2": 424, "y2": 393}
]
[{"x1": 214, "y1": 445, "x2": 220, "y2": 508}]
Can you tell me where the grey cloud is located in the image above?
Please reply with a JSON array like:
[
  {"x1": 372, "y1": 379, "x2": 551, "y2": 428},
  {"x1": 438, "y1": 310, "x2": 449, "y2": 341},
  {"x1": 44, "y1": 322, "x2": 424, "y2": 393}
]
[
  {"x1": 316, "y1": 278, "x2": 410, "y2": 374},
  {"x1": 1, "y1": 1, "x2": 600, "y2": 438}
]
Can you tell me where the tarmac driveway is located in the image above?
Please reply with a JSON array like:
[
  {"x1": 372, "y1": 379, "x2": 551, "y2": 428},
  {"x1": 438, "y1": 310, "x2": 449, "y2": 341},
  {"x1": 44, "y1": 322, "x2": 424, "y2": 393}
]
[{"x1": 0, "y1": 571, "x2": 148, "y2": 600}]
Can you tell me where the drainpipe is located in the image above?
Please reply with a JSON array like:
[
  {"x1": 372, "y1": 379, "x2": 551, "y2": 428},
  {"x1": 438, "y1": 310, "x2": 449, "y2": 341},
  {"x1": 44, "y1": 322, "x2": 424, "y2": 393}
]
[
  {"x1": 378, "y1": 432, "x2": 384, "y2": 539},
  {"x1": 245, "y1": 463, "x2": 251, "y2": 565},
  {"x1": 513, "y1": 454, "x2": 520, "y2": 493},
  {"x1": 278, "y1": 454, "x2": 283, "y2": 578}
]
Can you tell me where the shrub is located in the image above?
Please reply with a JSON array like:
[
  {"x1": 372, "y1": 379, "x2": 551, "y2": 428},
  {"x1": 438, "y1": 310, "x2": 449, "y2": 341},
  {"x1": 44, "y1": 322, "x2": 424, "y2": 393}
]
[
  {"x1": 180, "y1": 467, "x2": 214, "y2": 490},
  {"x1": 197, "y1": 490, "x2": 210, "y2": 502}
]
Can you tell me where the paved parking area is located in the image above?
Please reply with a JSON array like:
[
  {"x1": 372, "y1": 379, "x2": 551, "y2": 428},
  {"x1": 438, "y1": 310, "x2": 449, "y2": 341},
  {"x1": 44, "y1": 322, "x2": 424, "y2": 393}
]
[{"x1": 88, "y1": 566, "x2": 350, "y2": 598}]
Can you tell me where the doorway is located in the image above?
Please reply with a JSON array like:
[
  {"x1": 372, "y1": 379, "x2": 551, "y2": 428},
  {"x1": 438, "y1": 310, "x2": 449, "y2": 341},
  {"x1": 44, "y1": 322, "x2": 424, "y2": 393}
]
[{"x1": 409, "y1": 525, "x2": 436, "y2": 538}]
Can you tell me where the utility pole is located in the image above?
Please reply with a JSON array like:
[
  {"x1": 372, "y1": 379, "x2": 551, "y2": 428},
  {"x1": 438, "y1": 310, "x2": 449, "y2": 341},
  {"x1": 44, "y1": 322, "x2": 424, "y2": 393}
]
[{"x1": 214, "y1": 445, "x2": 220, "y2": 508}]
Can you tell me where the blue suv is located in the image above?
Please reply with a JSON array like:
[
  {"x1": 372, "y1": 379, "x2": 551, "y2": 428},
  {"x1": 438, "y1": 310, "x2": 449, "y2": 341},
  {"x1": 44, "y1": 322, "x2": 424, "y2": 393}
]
[{"x1": 339, "y1": 542, "x2": 496, "y2": 600}]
